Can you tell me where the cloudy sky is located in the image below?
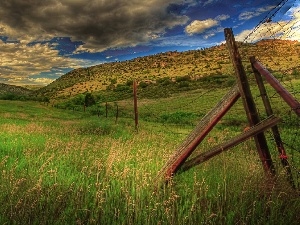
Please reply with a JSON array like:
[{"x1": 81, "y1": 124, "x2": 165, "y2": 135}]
[{"x1": 0, "y1": 0, "x2": 299, "y2": 86}]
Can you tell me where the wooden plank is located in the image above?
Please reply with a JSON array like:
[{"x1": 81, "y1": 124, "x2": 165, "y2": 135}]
[
  {"x1": 180, "y1": 115, "x2": 281, "y2": 173},
  {"x1": 159, "y1": 84, "x2": 240, "y2": 180},
  {"x1": 224, "y1": 28, "x2": 275, "y2": 176}
]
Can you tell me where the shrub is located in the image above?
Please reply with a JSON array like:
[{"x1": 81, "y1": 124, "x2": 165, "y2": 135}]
[
  {"x1": 175, "y1": 75, "x2": 191, "y2": 82},
  {"x1": 85, "y1": 93, "x2": 96, "y2": 107}
]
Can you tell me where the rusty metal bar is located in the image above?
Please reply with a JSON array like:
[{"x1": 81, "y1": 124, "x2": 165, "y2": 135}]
[
  {"x1": 180, "y1": 115, "x2": 281, "y2": 173},
  {"x1": 251, "y1": 59, "x2": 300, "y2": 117},
  {"x1": 250, "y1": 56, "x2": 295, "y2": 188},
  {"x1": 224, "y1": 28, "x2": 275, "y2": 176}
]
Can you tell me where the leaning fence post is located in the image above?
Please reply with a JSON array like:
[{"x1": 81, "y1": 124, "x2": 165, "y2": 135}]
[
  {"x1": 251, "y1": 59, "x2": 300, "y2": 117},
  {"x1": 250, "y1": 56, "x2": 295, "y2": 188},
  {"x1": 224, "y1": 28, "x2": 275, "y2": 176}
]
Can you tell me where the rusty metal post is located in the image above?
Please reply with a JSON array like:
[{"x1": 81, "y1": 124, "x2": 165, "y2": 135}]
[
  {"x1": 250, "y1": 56, "x2": 295, "y2": 188},
  {"x1": 133, "y1": 80, "x2": 139, "y2": 131},
  {"x1": 224, "y1": 28, "x2": 275, "y2": 176},
  {"x1": 251, "y1": 59, "x2": 300, "y2": 117}
]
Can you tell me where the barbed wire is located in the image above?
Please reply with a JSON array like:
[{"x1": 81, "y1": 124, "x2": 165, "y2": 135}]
[{"x1": 240, "y1": 0, "x2": 300, "y2": 187}]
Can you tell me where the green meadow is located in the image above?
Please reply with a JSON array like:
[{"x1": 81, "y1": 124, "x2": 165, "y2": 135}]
[{"x1": 0, "y1": 83, "x2": 299, "y2": 224}]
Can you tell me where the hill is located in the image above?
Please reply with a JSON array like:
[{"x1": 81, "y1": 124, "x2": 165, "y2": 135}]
[
  {"x1": 35, "y1": 39, "x2": 300, "y2": 99},
  {"x1": 0, "y1": 83, "x2": 33, "y2": 98}
]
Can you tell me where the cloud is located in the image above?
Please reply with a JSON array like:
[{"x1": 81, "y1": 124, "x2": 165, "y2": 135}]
[
  {"x1": 238, "y1": 5, "x2": 275, "y2": 21},
  {"x1": 203, "y1": 0, "x2": 220, "y2": 7},
  {"x1": 185, "y1": 19, "x2": 219, "y2": 35},
  {"x1": 28, "y1": 77, "x2": 55, "y2": 85},
  {"x1": 215, "y1": 14, "x2": 230, "y2": 21},
  {"x1": 0, "y1": 40, "x2": 84, "y2": 85},
  {"x1": 236, "y1": 7, "x2": 300, "y2": 43},
  {"x1": 0, "y1": 0, "x2": 190, "y2": 52}
]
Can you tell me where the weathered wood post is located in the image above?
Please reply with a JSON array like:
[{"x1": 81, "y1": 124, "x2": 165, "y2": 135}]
[
  {"x1": 224, "y1": 28, "x2": 275, "y2": 176},
  {"x1": 250, "y1": 56, "x2": 295, "y2": 188},
  {"x1": 105, "y1": 102, "x2": 108, "y2": 118},
  {"x1": 133, "y1": 80, "x2": 139, "y2": 131},
  {"x1": 115, "y1": 104, "x2": 119, "y2": 124}
]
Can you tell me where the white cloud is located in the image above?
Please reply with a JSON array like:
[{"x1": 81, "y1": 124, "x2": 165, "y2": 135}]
[
  {"x1": 28, "y1": 78, "x2": 55, "y2": 85},
  {"x1": 236, "y1": 21, "x2": 300, "y2": 43},
  {"x1": 236, "y1": 4, "x2": 300, "y2": 42},
  {"x1": 239, "y1": 6, "x2": 275, "y2": 21},
  {"x1": 203, "y1": 0, "x2": 219, "y2": 7},
  {"x1": 0, "y1": 41, "x2": 84, "y2": 85},
  {"x1": 215, "y1": 14, "x2": 230, "y2": 21},
  {"x1": 185, "y1": 19, "x2": 219, "y2": 35}
]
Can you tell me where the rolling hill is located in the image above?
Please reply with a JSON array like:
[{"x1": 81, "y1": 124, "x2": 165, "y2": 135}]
[
  {"x1": 0, "y1": 83, "x2": 33, "y2": 96},
  {"x1": 33, "y1": 39, "x2": 300, "y2": 99}
]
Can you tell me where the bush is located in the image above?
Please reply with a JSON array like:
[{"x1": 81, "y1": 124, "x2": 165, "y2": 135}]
[
  {"x1": 178, "y1": 81, "x2": 190, "y2": 88},
  {"x1": 156, "y1": 77, "x2": 172, "y2": 86},
  {"x1": 85, "y1": 93, "x2": 96, "y2": 107},
  {"x1": 175, "y1": 75, "x2": 191, "y2": 82},
  {"x1": 114, "y1": 84, "x2": 131, "y2": 92},
  {"x1": 139, "y1": 81, "x2": 148, "y2": 88}
]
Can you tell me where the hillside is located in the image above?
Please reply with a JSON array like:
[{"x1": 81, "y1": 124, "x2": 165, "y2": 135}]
[
  {"x1": 35, "y1": 39, "x2": 300, "y2": 99},
  {"x1": 0, "y1": 83, "x2": 33, "y2": 96}
]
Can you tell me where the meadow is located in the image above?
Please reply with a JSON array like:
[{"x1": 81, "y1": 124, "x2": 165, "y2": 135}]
[{"x1": 0, "y1": 82, "x2": 300, "y2": 224}]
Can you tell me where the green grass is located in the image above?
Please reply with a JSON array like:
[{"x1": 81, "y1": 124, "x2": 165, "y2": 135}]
[{"x1": 0, "y1": 85, "x2": 300, "y2": 225}]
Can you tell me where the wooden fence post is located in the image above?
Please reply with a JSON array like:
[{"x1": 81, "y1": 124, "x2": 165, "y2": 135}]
[
  {"x1": 115, "y1": 104, "x2": 119, "y2": 124},
  {"x1": 106, "y1": 102, "x2": 108, "y2": 118},
  {"x1": 224, "y1": 28, "x2": 275, "y2": 176},
  {"x1": 250, "y1": 56, "x2": 295, "y2": 188},
  {"x1": 133, "y1": 80, "x2": 139, "y2": 131}
]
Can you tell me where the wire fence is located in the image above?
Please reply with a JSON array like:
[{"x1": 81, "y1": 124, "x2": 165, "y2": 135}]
[
  {"x1": 54, "y1": 0, "x2": 300, "y2": 187},
  {"x1": 242, "y1": 0, "x2": 300, "y2": 187}
]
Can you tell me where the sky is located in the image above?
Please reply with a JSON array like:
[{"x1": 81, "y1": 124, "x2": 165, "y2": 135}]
[{"x1": 0, "y1": 0, "x2": 299, "y2": 86}]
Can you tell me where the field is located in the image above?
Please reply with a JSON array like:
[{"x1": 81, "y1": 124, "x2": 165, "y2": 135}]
[{"x1": 0, "y1": 83, "x2": 300, "y2": 224}]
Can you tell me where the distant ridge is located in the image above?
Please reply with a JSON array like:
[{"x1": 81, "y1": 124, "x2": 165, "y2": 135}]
[
  {"x1": 0, "y1": 83, "x2": 33, "y2": 96},
  {"x1": 32, "y1": 39, "x2": 300, "y2": 99}
]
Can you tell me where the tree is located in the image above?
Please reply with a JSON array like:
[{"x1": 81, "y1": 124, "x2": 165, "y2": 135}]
[{"x1": 84, "y1": 93, "x2": 96, "y2": 107}]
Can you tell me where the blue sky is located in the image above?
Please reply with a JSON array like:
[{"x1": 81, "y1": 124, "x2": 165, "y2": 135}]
[{"x1": 0, "y1": 0, "x2": 299, "y2": 86}]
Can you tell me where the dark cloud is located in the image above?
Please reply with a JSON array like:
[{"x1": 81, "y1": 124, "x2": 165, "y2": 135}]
[{"x1": 0, "y1": 0, "x2": 190, "y2": 51}]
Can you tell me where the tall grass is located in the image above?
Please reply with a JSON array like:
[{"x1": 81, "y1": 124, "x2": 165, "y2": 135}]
[{"x1": 0, "y1": 98, "x2": 299, "y2": 224}]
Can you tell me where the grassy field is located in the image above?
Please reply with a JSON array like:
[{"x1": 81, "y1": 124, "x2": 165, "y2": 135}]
[{"x1": 0, "y1": 84, "x2": 300, "y2": 224}]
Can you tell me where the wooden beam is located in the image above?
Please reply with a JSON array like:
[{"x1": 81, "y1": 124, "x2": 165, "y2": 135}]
[
  {"x1": 160, "y1": 84, "x2": 240, "y2": 180},
  {"x1": 180, "y1": 115, "x2": 281, "y2": 173},
  {"x1": 224, "y1": 28, "x2": 275, "y2": 176}
]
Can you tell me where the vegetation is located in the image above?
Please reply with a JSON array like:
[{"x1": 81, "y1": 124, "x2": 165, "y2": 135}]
[
  {"x1": 33, "y1": 39, "x2": 300, "y2": 99},
  {"x1": 0, "y1": 39, "x2": 299, "y2": 224},
  {"x1": 0, "y1": 79, "x2": 299, "y2": 224}
]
